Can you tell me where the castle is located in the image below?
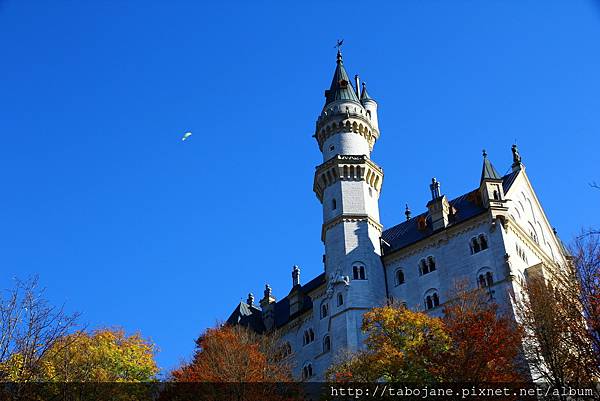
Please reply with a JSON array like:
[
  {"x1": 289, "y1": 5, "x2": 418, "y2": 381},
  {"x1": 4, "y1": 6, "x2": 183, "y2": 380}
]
[{"x1": 226, "y1": 49, "x2": 568, "y2": 381}]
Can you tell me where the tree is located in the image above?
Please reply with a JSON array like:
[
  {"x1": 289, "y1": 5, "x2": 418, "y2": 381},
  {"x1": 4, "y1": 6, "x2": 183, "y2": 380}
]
[
  {"x1": 516, "y1": 263, "x2": 596, "y2": 389},
  {"x1": 39, "y1": 328, "x2": 159, "y2": 382},
  {"x1": 571, "y1": 231, "x2": 600, "y2": 375},
  {"x1": 171, "y1": 324, "x2": 291, "y2": 383},
  {"x1": 327, "y1": 304, "x2": 451, "y2": 383},
  {"x1": 439, "y1": 284, "x2": 525, "y2": 382},
  {"x1": 169, "y1": 325, "x2": 293, "y2": 401},
  {"x1": 0, "y1": 276, "x2": 79, "y2": 381}
]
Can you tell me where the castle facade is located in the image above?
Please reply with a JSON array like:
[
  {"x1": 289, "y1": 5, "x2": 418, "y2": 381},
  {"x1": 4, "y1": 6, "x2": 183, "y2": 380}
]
[{"x1": 226, "y1": 50, "x2": 568, "y2": 381}]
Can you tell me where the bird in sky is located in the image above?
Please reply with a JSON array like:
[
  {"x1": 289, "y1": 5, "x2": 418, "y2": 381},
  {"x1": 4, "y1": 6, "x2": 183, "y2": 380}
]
[{"x1": 181, "y1": 131, "x2": 192, "y2": 141}]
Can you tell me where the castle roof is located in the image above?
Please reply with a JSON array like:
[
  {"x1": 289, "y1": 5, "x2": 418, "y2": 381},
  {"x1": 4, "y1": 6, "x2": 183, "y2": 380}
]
[
  {"x1": 324, "y1": 50, "x2": 360, "y2": 106},
  {"x1": 226, "y1": 301, "x2": 266, "y2": 333},
  {"x1": 481, "y1": 152, "x2": 502, "y2": 181},
  {"x1": 382, "y1": 171, "x2": 519, "y2": 255},
  {"x1": 274, "y1": 273, "x2": 326, "y2": 328}
]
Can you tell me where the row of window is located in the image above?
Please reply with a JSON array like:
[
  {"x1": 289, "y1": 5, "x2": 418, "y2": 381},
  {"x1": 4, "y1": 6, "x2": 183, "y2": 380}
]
[{"x1": 396, "y1": 271, "x2": 496, "y2": 311}]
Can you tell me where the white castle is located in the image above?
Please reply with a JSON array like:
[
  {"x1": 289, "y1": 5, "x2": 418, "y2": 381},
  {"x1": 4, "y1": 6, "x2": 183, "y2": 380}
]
[{"x1": 226, "y1": 49, "x2": 568, "y2": 381}]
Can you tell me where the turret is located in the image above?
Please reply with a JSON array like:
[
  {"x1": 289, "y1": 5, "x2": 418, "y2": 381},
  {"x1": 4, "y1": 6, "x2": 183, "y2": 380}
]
[
  {"x1": 311, "y1": 48, "x2": 387, "y2": 352},
  {"x1": 479, "y1": 150, "x2": 509, "y2": 227},
  {"x1": 360, "y1": 82, "x2": 379, "y2": 132},
  {"x1": 314, "y1": 50, "x2": 379, "y2": 162}
]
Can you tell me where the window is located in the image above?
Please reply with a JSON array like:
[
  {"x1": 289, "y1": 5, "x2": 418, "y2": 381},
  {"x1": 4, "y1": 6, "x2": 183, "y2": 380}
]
[
  {"x1": 302, "y1": 363, "x2": 313, "y2": 380},
  {"x1": 353, "y1": 263, "x2": 366, "y2": 280},
  {"x1": 424, "y1": 290, "x2": 440, "y2": 310},
  {"x1": 428, "y1": 257, "x2": 436, "y2": 271},
  {"x1": 477, "y1": 268, "x2": 494, "y2": 288},
  {"x1": 323, "y1": 335, "x2": 331, "y2": 353},
  {"x1": 337, "y1": 293, "x2": 343, "y2": 306},
  {"x1": 332, "y1": 199, "x2": 337, "y2": 210},
  {"x1": 320, "y1": 302, "x2": 329, "y2": 319},
  {"x1": 470, "y1": 235, "x2": 488, "y2": 254},
  {"x1": 303, "y1": 328, "x2": 315, "y2": 345},
  {"x1": 479, "y1": 235, "x2": 488, "y2": 250},
  {"x1": 280, "y1": 342, "x2": 292, "y2": 358},
  {"x1": 419, "y1": 257, "x2": 436, "y2": 275},
  {"x1": 395, "y1": 269, "x2": 405, "y2": 286},
  {"x1": 329, "y1": 144, "x2": 335, "y2": 151}
]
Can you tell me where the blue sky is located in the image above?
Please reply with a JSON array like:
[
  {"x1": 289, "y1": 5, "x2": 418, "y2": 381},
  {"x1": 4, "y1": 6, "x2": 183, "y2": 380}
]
[{"x1": 1, "y1": 1, "x2": 599, "y2": 373}]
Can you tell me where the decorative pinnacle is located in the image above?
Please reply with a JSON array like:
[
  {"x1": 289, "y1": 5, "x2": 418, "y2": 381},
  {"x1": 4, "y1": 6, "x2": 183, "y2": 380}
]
[
  {"x1": 247, "y1": 293, "x2": 254, "y2": 306},
  {"x1": 482, "y1": 149, "x2": 488, "y2": 158},
  {"x1": 264, "y1": 284, "x2": 272, "y2": 298},
  {"x1": 405, "y1": 204, "x2": 412, "y2": 221},
  {"x1": 335, "y1": 39, "x2": 344, "y2": 63}
]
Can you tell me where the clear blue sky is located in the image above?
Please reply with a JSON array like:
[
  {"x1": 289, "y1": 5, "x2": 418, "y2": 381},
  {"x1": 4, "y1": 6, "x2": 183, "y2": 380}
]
[{"x1": 1, "y1": 0, "x2": 599, "y2": 374}]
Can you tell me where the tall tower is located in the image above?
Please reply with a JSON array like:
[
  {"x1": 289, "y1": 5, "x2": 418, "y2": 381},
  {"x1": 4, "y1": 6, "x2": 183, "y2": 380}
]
[{"x1": 313, "y1": 49, "x2": 386, "y2": 351}]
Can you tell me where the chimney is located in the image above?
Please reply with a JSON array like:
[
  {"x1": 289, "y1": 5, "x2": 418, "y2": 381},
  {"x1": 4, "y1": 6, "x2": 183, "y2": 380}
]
[
  {"x1": 354, "y1": 75, "x2": 360, "y2": 98},
  {"x1": 260, "y1": 284, "x2": 276, "y2": 331},
  {"x1": 426, "y1": 178, "x2": 450, "y2": 230}
]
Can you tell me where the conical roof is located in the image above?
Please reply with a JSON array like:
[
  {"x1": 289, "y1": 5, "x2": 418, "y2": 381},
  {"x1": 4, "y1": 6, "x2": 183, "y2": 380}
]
[
  {"x1": 360, "y1": 82, "x2": 374, "y2": 102},
  {"x1": 481, "y1": 151, "x2": 502, "y2": 182},
  {"x1": 324, "y1": 50, "x2": 359, "y2": 106}
]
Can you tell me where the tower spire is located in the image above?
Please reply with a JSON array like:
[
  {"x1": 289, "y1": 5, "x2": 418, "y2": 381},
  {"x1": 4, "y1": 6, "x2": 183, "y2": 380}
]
[
  {"x1": 324, "y1": 47, "x2": 359, "y2": 106},
  {"x1": 481, "y1": 150, "x2": 502, "y2": 182}
]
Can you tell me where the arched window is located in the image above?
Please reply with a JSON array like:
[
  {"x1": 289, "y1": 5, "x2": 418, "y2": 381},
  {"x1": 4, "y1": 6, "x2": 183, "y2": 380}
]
[
  {"x1": 323, "y1": 335, "x2": 331, "y2": 353},
  {"x1": 280, "y1": 342, "x2": 292, "y2": 358},
  {"x1": 471, "y1": 237, "x2": 481, "y2": 253},
  {"x1": 320, "y1": 301, "x2": 329, "y2": 319},
  {"x1": 424, "y1": 289, "x2": 440, "y2": 310},
  {"x1": 302, "y1": 363, "x2": 313, "y2": 380},
  {"x1": 303, "y1": 328, "x2": 315, "y2": 345},
  {"x1": 427, "y1": 256, "x2": 436, "y2": 272},
  {"x1": 337, "y1": 293, "x2": 343, "y2": 306},
  {"x1": 485, "y1": 272, "x2": 493, "y2": 287},
  {"x1": 419, "y1": 259, "x2": 429, "y2": 275},
  {"x1": 477, "y1": 268, "x2": 494, "y2": 288},
  {"x1": 479, "y1": 235, "x2": 488, "y2": 250},
  {"x1": 432, "y1": 292, "x2": 439, "y2": 307},
  {"x1": 353, "y1": 263, "x2": 366, "y2": 280},
  {"x1": 395, "y1": 269, "x2": 405, "y2": 286},
  {"x1": 332, "y1": 198, "x2": 337, "y2": 210},
  {"x1": 493, "y1": 190, "x2": 500, "y2": 200}
]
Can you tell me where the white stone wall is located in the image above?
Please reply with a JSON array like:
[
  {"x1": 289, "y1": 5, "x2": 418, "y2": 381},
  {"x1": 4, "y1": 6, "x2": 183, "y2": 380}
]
[
  {"x1": 385, "y1": 216, "x2": 512, "y2": 313},
  {"x1": 322, "y1": 132, "x2": 371, "y2": 161}
]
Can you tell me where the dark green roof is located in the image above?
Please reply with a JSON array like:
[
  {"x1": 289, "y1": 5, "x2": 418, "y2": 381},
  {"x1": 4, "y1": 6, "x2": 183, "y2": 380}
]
[
  {"x1": 324, "y1": 51, "x2": 359, "y2": 106},
  {"x1": 360, "y1": 82, "x2": 374, "y2": 101},
  {"x1": 481, "y1": 153, "x2": 502, "y2": 181}
]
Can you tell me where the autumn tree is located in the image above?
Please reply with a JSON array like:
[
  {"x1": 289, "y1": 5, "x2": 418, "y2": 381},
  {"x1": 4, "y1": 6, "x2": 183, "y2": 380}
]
[
  {"x1": 169, "y1": 325, "x2": 293, "y2": 401},
  {"x1": 171, "y1": 324, "x2": 291, "y2": 382},
  {"x1": 516, "y1": 232, "x2": 600, "y2": 388},
  {"x1": 0, "y1": 276, "x2": 79, "y2": 382},
  {"x1": 439, "y1": 284, "x2": 525, "y2": 382},
  {"x1": 39, "y1": 328, "x2": 159, "y2": 382},
  {"x1": 326, "y1": 304, "x2": 451, "y2": 383}
]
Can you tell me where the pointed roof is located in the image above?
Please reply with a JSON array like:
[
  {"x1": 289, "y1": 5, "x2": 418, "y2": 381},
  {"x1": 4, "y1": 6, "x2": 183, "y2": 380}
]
[
  {"x1": 226, "y1": 301, "x2": 265, "y2": 333},
  {"x1": 360, "y1": 82, "x2": 374, "y2": 102},
  {"x1": 481, "y1": 150, "x2": 502, "y2": 182},
  {"x1": 324, "y1": 50, "x2": 359, "y2": 106}
]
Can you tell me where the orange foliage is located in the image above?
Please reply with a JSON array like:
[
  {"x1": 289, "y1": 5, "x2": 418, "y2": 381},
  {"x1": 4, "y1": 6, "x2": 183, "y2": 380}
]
[
  {"x1": 439, "y1": 288, "x2": 525, "y2": 382},
  {"x1": 171, "y1": 325, "x2": 291, "y2": 383}
]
